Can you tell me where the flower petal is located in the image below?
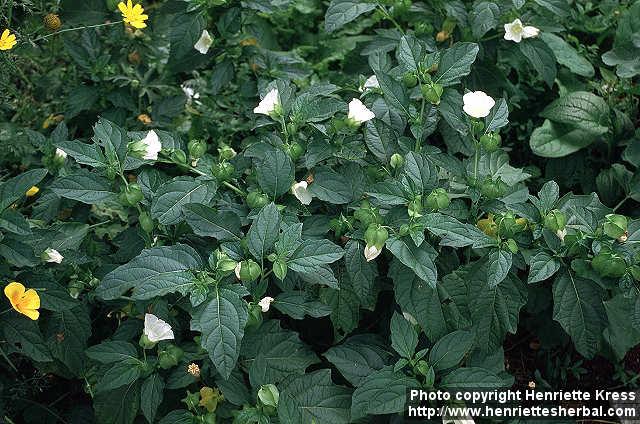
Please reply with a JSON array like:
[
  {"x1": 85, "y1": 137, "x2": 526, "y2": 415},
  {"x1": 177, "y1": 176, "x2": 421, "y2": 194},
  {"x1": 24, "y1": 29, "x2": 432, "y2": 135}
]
[
  {"x1": 21, "y1": 308, "x2": 40, "y2": 320},
  {"x1": 22, "y1": 289, "x2": 40, "y2": 310},
  {"x1": 4, "y1": 282, "x2": 25, "y2": 305}
]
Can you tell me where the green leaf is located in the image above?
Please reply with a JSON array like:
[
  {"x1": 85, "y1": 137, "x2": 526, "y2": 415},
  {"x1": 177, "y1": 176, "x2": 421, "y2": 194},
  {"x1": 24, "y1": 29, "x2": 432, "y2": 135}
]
[
  {"x1": 50, "y1": 171, "x2": 115, "y2": 204},
  {"x1": 151, "y1": 176, "x2": 217, "y2": 226},
  {"x1": 324, "y1": 0, "x2": 376, "y2": 32},
  {"x1": 344, "y1": 240, "x2": 378, "y2": 306},
  {"x1": 97, "y1": 361, "x2": 142, "y2": 393},
  {"x1": 324, "y1": 334, "x2": 392, "y2": 386},
  {"x1": 439, "y1": 89, "x2": 468, "y2": 134},
  {"x1": 364, "y1": 120, "x2": 400, "y2": 163},
  {"x1": 0, "y1": 168, "x2": 47, "y2": 211},
  {"x1": 247, "y1": 202, "x2": 281, "y2": 260},
  {"x1": 528, "y1": 251, "x2": 561, "y2": 284},
  {"x1": 487, "y1": 249, "x2": 512, "y2": 288},
  {"x1": 2, "y1": 316, "x2": 52, "y2": 362},
  {"x1": 552, "y1": 271, "x2": 605, "y2": 358},
  {"x1": 279, "y1": 369, "x2": 352, "y2": 424},
  {"x1": 429, "y1": 330, "x2": 474, "y2": 372},
  {"x1": 385, "y1": 237, "x2": 437, "y2": 288},
  {"x1": 397, "y1": 34, "x2": 425, "y2": 72},
  {"x1": 469, "y1": 2, "x2": 500, "y2": 39},
  {"x1": 402, "y1": 151, "x2": 438, "y2": 195},
  {"x1": 308, "y1": 167, "x2": 353, "y2": 204},
  {"x1": 540, "y1": 91, "x2": 610, "y2": 134},
  {"x1": 287, "y1": 239, "x2": 344, "y2": 273},
  {"x1": 374, "y1": 73, "x2": 410, "y2": 114},
  {"x1": 420, "y1": 213, "x2": 496, "y2": 248},
  {"x1": 243, "y1": 320, "x2": 318, "y2": 387},
  {"x1": 96, "y1": 244, "x2": 202, "y2": 300},
  {"x1": 530, "y1": 119, "x2": 601, "y2": 158},
  {"x1": 440, "y1": 367, "x2": 505, "y2": 388},
  {"x1": 390, "y1": 312, "x2": 418, "y2": 358},
  {"x1": 485, "y1": 98, "x2": 509, "y2": 132},
  {"x1": 168, "y1": 11, "x2": 207, "y2": 73},
  {"x1": 273, "y1": 291, "x2": 332, "y2": 319},
  {"x1": 518, "y1": 39, "x2": 557, "y2": 87},
  {"x1": 0, "y1": 209, "x2": 31, "y2": 235},
  {"x1": 256, "y1": 147, "x2": 295, "y2": 199},
  {"x1": 45, "y1": 305, "x2": 91, "y2": 376},
  {"x1": 86, "y1": 341, "x2": 139, "y2": 363},
  {"x1": 533, "y1": 0, "x2": 571, "y2": 17},
  {"x1": 351, "y1": 366, "x2": 417, "y2": 420},
  {"x1": 198, "y1": 284, "x2": 249, "y2": 379},
  {"x1": 434, "y1": 42, "x2": 480, "y2": 87},
  {"x1": 57, "y1": 140, "x2": 108, "y2": 168},
  {"x1": 94, "y1": 382, "x2": 139, "y2": 424},
  {"x1": 141, "y1": 374, "x2": 164, "y2": 423},
  {"x1": 184, "y1": 203, "x2": 242, "y2": 241},
  {"x1": 540, "y1": 33, "x2": 594, "y2": 77}
]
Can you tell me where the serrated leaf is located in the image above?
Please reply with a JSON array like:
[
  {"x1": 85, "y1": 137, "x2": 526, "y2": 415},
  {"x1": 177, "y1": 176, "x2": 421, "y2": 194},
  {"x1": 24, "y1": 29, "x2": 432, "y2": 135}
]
[
  {"x1": 256, "y1": 147, "x2": 294, "y2": 199},
  {"x1": 273, "y1": 291, "x2": 332, "y2": 320},
  {"x1": 324, "y1": 334, "x2": 392, "y2": 386},
  {"x1": 287, "y1": 239, "x2": 344, "y2": 273},
  {"x1": 50, "y1": 171, "x2": 115, "y2": 204},
  {"x1": 141, "y1": 374, "x2": 164, "y2": 423},
  {"x1": 247, "y1": 203, "x2": 281, "y2": 260},
  {"x1": 184, "y1": 203, "x2": 242, "y2": 241},
  {"x1": 86, "y1": 341, "x2": 139, "y2": 363},
  {"x1": 487, "y1": 249, "x2": 512, "y2": 288},
  {"x1": 97, "y1": 244, "x2": 202, "y2": 300},
  {"x1": 528, "y1": 251, "x2": 561, "y2": 284},
  {"x1": 385, "y1": 237, "x2": 437, "y2": 288},
  {"x1": 390, "y1": 312, "x2": 418, "y2": 358},
  {"x1": 151, "y1": 176, "x2": 217, "y2": 226},
  {"x1": 519, "y1": 39, "x2": 557, "y2": 87},
  {"x1": 440, "y1": 367, "x2": 505, "y2": 388},
  {"x1": 324, "y1": 0, "x2": 376, "y2": 32},
  {"x1": 435, "y1": 42, "x2": 479, "y2": 86},
  {"x1": 199, "y1": 284, "x2": 248, "y2": 379}
]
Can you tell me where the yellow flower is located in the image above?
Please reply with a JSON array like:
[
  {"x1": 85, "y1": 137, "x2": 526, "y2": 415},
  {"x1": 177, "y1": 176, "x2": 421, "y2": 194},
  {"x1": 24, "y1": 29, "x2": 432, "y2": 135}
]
[
  {"x1": 4, "y1": 282, "x2": 40, "y2": 320},
  {"x1": 199, "y1": 386, "x2": 224, "y2": 412},
  {"x1": 0, "y1": 29, "x2": 17, "y2": 51},
  {"x1": 118, "y1": 0, "x2": 149, "y2": 29},
  {"x1": 25, "y1": 186, "x2": 40, "y2": 197},
  {"x1": 477, "y1": 214, "x2": 497, "y2": 237},
  {"x1": 137, "y1": 113, "x2": 152, "y2": 124}
]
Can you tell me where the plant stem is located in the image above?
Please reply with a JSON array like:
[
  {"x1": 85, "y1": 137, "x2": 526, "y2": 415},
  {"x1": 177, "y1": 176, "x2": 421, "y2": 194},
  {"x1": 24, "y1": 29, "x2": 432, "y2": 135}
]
[
  {"x1": 473, "y1": 141, "x2": 480, "y2": 182},
  {"x1": 613, "y1": 195, "x2": 629, "y2": 212},
  {"x1": 375, "y1": 1, "x2": 403, "y2": 33},
  {"x1": 222, "y1": 181, "x2": 246, "y2": 197},
  {"x1": 31, "y1": 21, "x2": 120, "y2": 43}
]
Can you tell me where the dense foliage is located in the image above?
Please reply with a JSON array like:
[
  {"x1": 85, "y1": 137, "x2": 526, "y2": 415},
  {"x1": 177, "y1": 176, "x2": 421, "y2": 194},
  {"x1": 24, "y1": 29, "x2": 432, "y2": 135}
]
[{"x1": 1, "y1": 0, "x2": 640, "y2": 422}]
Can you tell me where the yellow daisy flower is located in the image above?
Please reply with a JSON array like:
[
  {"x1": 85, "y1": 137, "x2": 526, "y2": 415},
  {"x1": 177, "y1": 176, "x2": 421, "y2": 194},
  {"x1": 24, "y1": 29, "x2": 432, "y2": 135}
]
[
  {"x1": 118, "y1": 1, "x2": 149, "y2": 29},
  {"x1": 0, "y1": 29, "x2": 17, "y2": 51},
  {"x1": 4, "y1": 282, "x2": 40, "y2": 320},
  {"x1": 25, "y1": 186, "x2": 40, "y2": 197}
]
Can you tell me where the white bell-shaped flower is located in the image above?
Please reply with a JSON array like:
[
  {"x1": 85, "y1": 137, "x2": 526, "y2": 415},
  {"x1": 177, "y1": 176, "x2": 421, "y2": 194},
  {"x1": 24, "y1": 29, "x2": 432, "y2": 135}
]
[
  {"x1": 253, "y1": 88, "x2": 280, "y2": 116},
  {"x1": 144, "y1": 313, "x2": 174, "y2": 342},
  {"x1": 361, "y1": 75, "x2": 380, "y2": 91},
  {"x1": 43, "y1": 248, "x2": 63, "y2": 263},
  {"x1": 139, "y1": 130, "x2": 162, "y2": 160},
  {"x1": 258, "y1": 296, "x2": 274, "y2": 312},
  {"x1": 348, "y1": 99, "x2": 375, "y2": 124},
  {"x1": 54, "y1": 148, "x2": 67, "y2": 159},
  {"x1": 504, "y1": 19, "x2": 540, "y2": 43},
  {"x1": 291, "y1": 181, "x2": 312, "y2": 205},
  {"x1": 462, "y1": 91, "x2": 495, "y2": 118},
  {"x1": 194, "y1": 30, "x2": 213, "y2": 54},
  {"x1": 363, "y1": 244, "x2": 382, "y2": 262}
]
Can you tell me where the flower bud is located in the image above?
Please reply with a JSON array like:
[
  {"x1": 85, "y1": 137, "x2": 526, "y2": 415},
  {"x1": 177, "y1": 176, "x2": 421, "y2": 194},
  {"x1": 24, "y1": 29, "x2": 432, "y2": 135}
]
[
  {"x1": 158, "y1": 344, "x2": 183, "y2": 369},
  {"x1": 171, "y1": 149, "x2": 187, "y2": 165},
  {"x1": 218, "y1": 144, "x2": 237, "y2": 160},
  {"x1": 592, "y1": 251, "x2": 626, "y2": 278},
  {"x1": 288, "y1": 142, "x2": 305, "y2": 161},
  {"x1": 425, "y1": 188, "x2": 450, "y2": 210},
  {"x1": 407, "y1": 196, "x2": 423, "y2": 218},
  {"x1": 421, "y1": 83, "x2": 443, "y2": 105},
  {"x1": 272, "y1": 260, "x2": 287, "y2": 280},
  {"x1": 364, "y1": 223, "x2": 388, "y2": 248},
  {"x1": 247, "y1": 191, "x2": 269, "y2": 209},
  {"x1": 44, "y1": 13, "x2": 62, "y2": 31},
  {"x1": 235, "y1": 260, "x2": 261, "y2": 282},
  {"x1": 139, "y1": 334, "x2": 156, "y2": 349},
  {"x1": 258, "y1": 384, "x2": 279, "y2": 408},
  {"x1": 544, "y1": 209, "x2": 567, "y2": 232},
  {"x1": 188, "y1": 139, "x2": 207, "y2": 159},
  {"x1": 354, "y1": 202, "x2": 378, "y2": 226},
  {"x1": 212, "y1": 162, "x2": 234, "y2": 181},
  {"x1": 390, "y1": 153, "x2": 404, "y2": 169},
  {"x1": 139, "y1": 211, "x2": 154, "y2": 233},
  {"x1": 218, "y1": 257, "x2": 238, "y2": 272},
  {"x1": 603, "y1": 214, "x2": 627, "y2": 239},
  {"x1": 402, "y1": 72, "x2": 418, "y2": 88},
  {"x1": 479, "y1": 133, "x2": 502, "y2": 152}
]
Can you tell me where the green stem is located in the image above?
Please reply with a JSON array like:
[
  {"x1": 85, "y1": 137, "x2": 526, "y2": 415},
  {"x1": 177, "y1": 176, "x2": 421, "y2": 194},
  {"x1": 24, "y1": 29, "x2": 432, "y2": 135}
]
[
  {"x1": 375, "y1": 2, "x2": 403, "y2": 33},
  {"x1": 473, "y1": 141, "x2": 480, "y2": 182},
  {"x1": 223, "y1": 181, "x2": 246, "y2": 197},
  {"x1": 30, "y1": 21, "x2": 120, "y2": 43},
  {"x1": 613, "y1": 195, "x2": 630, "y2": 213}
]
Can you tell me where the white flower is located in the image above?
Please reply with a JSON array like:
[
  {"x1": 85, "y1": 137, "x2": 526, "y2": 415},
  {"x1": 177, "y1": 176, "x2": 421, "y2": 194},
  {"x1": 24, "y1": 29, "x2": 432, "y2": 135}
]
[
  {"x1": 402, "y1": 311, "x2": 417, "y2": 326},
  {"x1": 43, "y1": 248, "x2": 63, "y2": 263},
  {"x1": 234, "y1": 262, "x2": 242, "y2": 280},
  {"x1": 144, "y1": 313, "x2": 174, "y2": 343},
  {"x1": 556, "y1": 228, "x2": 567, "y2": 241},
  {"x1": 361, "y1": 75, "x2": 379, "y2": 92},
  {"x1": 364, "y1": 244, "x2": 382, "y2": 262},
  {"x1": 140, "y1": 130, "x2": 162, "y2": 160},
  {"x1": 291, "y1": 181, "x2": 312, "y2": 205},
  {"x1": 181, "y1": 83, "x2": 200, "y2": 101},
  {"x1": 194, "y1": 30, "x2": 213, "y2": 54},
  {"x1": 348, "y1": 99, "x2": 375, "y2": 124},
  {"x1": 462, "y1": 91, "x2": 495, "y2": 118},
  {"x1": 253, "y1": 88, "x2": 280, "y2": 116},
  {"x1": 258, "y1": 296, "x2": 274, "y2": 312},
  {"x1": 504, "y1": 19, "x2": 540, "y2": 43},
  {"x1": 54, "y1": 148, "x2": 67, "y2": 159}
]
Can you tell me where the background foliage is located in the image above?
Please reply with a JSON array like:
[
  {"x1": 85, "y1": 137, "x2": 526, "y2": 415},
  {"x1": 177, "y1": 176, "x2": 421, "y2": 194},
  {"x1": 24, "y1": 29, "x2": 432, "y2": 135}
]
[{"x1": 1, "y1": 0, "x2": 640, "y2": 423}]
